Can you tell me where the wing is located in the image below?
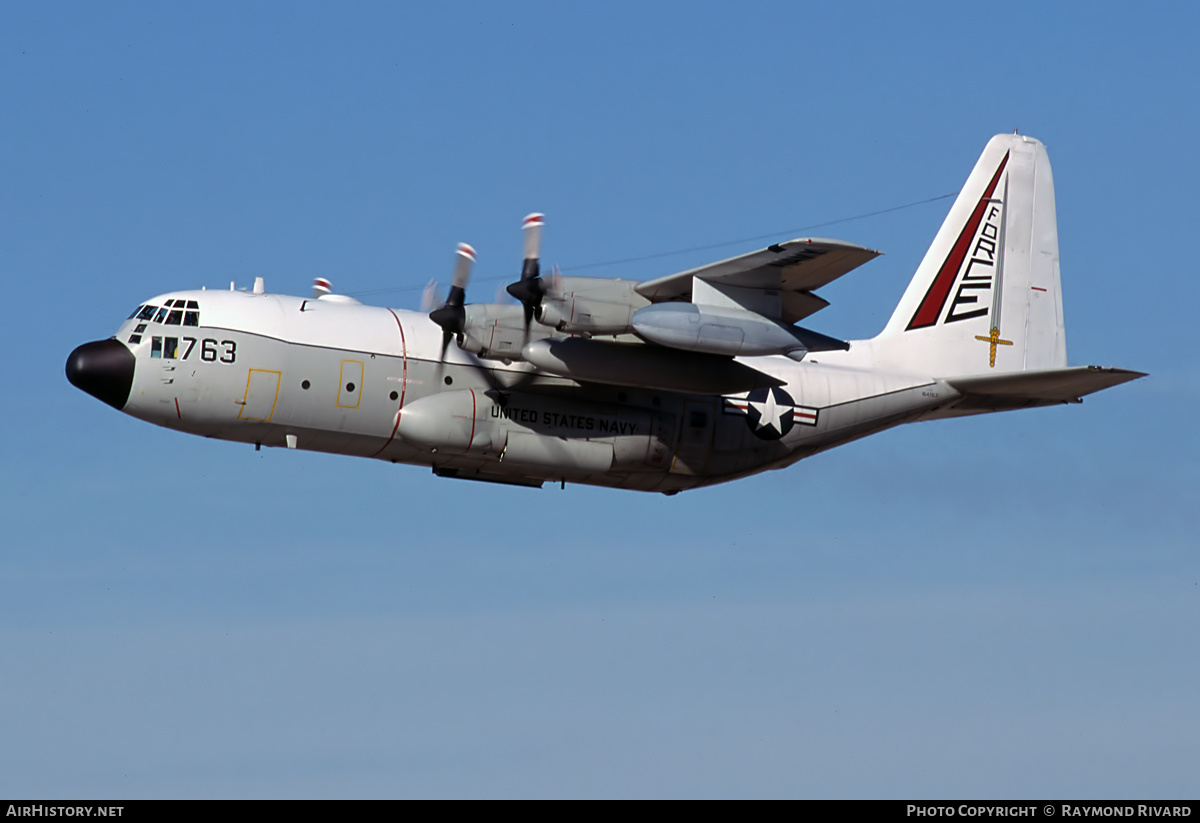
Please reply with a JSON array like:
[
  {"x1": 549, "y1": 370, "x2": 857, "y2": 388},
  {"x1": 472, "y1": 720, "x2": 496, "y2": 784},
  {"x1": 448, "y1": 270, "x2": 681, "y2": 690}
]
[{"x1": 634, "y1": 237, "x2": 881, "y2": 323}]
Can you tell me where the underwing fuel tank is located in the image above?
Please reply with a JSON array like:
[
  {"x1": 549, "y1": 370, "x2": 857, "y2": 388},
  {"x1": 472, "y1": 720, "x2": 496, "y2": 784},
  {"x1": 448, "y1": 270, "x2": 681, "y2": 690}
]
[
  {"x1": 630, "y1": 302, "x2": 848, "y2": 359},
  {"x1": 396, "y1": 389, "x2": 673, "y2": 471}
]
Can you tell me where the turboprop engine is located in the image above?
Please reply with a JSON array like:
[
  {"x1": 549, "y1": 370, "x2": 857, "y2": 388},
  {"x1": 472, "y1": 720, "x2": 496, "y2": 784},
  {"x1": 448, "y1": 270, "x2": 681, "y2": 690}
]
[
  {"x1": 536, "y1": 277, "x2": 648, "y2": 336},
  {"x1": 456, "y1": 303, "x2": 531, "y2": 361}
]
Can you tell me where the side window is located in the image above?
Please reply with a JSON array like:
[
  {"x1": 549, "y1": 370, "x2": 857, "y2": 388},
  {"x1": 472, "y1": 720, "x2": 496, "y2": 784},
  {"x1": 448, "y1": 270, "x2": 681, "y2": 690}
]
[
  {"x1": 151, "y1": 337, "x2": 162, "y2": 358},
  {"x1": 164, "y1": 337, "x2": 178, "y2": 359}
]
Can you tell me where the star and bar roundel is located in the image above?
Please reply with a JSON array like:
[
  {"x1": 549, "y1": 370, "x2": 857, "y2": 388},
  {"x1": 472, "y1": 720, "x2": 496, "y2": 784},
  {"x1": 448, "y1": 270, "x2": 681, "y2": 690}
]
[{"x1": 723, "y1": 387, "x2": 819, "y2": 440}]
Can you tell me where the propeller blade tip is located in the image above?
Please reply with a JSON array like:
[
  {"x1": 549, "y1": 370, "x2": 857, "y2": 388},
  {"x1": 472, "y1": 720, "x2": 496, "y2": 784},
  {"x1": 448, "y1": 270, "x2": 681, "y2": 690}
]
[
  {"x1": 523, "y1": 213, "x2": 545, "y2": 229},
  {"x1": 420, "y1": 280, "x2": 440, "y2": 311},
  {"x1": 456, "y1": 242, "x2": 477, "y2": 261}
]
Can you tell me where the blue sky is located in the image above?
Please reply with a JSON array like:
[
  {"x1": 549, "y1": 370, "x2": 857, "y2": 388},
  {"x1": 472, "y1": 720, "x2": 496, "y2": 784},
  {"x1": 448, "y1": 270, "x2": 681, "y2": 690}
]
[{"x1": 2, "y1": 1, "x2": 1196, "y2": 798}]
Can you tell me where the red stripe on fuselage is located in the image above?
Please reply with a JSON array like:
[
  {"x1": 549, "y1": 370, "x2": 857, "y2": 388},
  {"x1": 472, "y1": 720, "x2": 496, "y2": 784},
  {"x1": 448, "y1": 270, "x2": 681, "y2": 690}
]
[
  {"x1": 906, "y1": 152, "x2": 1009, "y2": 330},
  {"x1": 370, "y1": 309, "x2": 408, "y2": 458},
  {"x1": 466, "y1": 389, "x2": 476, "y2": 453}
]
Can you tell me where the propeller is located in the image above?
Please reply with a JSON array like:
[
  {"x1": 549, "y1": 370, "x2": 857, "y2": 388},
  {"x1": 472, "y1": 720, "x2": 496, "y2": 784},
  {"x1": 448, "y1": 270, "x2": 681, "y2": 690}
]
[
  {"x1": 311, "y1": 277, "x2": 333, "y2": 298},
  {"x1": 424, "y1": 239, "x2": 536, "y2": 398},
  {"x1": 505, "y1": 212, "x2": 547, "y2": 326},
  {"x1": 429, "y1": 242, "x2": 476, "y2": 358},
  {"x1": 420, "y1": 280, "x2": 443, "y2": 312}
]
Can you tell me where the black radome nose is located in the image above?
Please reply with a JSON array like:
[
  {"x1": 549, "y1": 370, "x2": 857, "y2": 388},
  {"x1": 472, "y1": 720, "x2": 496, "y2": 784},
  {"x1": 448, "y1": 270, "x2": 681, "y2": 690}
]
[{"x1": 66, "y1": 339, "x2": 135, "y2": 410}]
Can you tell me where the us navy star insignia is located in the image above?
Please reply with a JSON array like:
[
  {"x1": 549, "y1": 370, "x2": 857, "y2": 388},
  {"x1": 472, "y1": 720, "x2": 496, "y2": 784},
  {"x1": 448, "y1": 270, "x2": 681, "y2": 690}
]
[
  {"x1": 750, "y1": 388, "x2": 789, "y2": 435},
  {"x1": 724, "y1": 387, "x2": 819, "y2": 440}
]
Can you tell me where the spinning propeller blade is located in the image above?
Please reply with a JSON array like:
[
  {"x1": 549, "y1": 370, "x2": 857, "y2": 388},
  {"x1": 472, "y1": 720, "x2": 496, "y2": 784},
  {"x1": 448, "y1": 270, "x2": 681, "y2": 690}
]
[
  {"x1": 506, "y1": 213, "x2": 547, "y2": 326},
  {"x1": 429, "y1": 242, "x2": 477, "y2": 358},
  {"x1": 420, "y1": 280, "x2": 443, "y2": 313}
]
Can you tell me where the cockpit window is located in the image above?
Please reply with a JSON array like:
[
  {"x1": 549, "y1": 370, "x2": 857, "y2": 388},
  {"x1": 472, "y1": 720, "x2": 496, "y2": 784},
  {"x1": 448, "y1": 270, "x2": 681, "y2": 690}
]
[
  {"x1": 137, "y1": 300, "x2": 200, "y2": 325},
  {"x1": 128, "y1": 305, "x2": 145, "y2": 319}
]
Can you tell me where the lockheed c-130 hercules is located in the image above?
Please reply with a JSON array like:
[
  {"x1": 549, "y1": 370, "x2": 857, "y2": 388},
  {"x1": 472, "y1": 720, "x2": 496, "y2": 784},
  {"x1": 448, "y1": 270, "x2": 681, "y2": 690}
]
[{"x1": 67, "y1": 134, "x2": 1143, "y2": 494}]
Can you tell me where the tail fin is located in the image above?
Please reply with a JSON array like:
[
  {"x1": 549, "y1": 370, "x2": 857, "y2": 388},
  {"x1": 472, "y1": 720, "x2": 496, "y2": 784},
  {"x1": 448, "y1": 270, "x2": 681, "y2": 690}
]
[{"x1": 876, "y1": 133, "x2": 1066, "y2": 377}]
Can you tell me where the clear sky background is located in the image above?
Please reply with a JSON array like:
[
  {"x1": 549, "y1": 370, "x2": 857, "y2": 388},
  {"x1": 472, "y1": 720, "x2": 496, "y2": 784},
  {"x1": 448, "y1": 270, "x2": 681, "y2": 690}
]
[{"x1": 2, "y1": 1, "x2": 1196, "y2": 799}]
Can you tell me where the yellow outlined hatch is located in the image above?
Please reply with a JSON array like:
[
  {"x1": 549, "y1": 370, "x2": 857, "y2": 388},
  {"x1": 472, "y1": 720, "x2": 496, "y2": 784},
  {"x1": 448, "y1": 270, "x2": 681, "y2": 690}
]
[{"x1": 240, "y1": 369, "x2": 282, "y2": 421}]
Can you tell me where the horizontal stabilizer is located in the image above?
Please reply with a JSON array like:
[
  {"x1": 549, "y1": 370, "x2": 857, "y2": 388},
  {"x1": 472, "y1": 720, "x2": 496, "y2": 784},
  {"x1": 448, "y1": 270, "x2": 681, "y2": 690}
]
[{"x1": 948, "y1": 366, "x2": 1145, "y2": 411}]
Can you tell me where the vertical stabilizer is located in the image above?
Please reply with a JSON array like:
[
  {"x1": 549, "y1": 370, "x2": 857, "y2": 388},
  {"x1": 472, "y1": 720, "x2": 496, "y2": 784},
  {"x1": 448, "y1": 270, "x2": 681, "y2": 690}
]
[{"x1": 875, "y1": 134, "x2": 1066, "y2": 377}]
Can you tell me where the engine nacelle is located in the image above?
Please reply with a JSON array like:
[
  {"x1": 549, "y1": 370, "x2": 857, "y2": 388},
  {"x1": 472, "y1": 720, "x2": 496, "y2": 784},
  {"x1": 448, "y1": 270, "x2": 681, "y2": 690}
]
[
  {"x1": 537, "y1": 277, "x2": 648, "y2": 335},
  {"x1": 457, "y1": 303, "x2": 532, "y2": 361}
]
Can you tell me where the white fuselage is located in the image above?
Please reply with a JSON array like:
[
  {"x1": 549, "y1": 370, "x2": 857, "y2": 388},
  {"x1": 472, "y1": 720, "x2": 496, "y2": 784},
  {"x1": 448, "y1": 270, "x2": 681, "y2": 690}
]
[{"x1": 98, "y1": 288, "x2": 952, "y2": 493}]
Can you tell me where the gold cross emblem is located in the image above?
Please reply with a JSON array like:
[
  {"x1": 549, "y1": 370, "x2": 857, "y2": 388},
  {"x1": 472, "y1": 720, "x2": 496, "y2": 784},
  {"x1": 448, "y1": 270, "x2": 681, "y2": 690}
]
[{"x1": 975, "y1": 326, "x2": 1013, "y2": 368}]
